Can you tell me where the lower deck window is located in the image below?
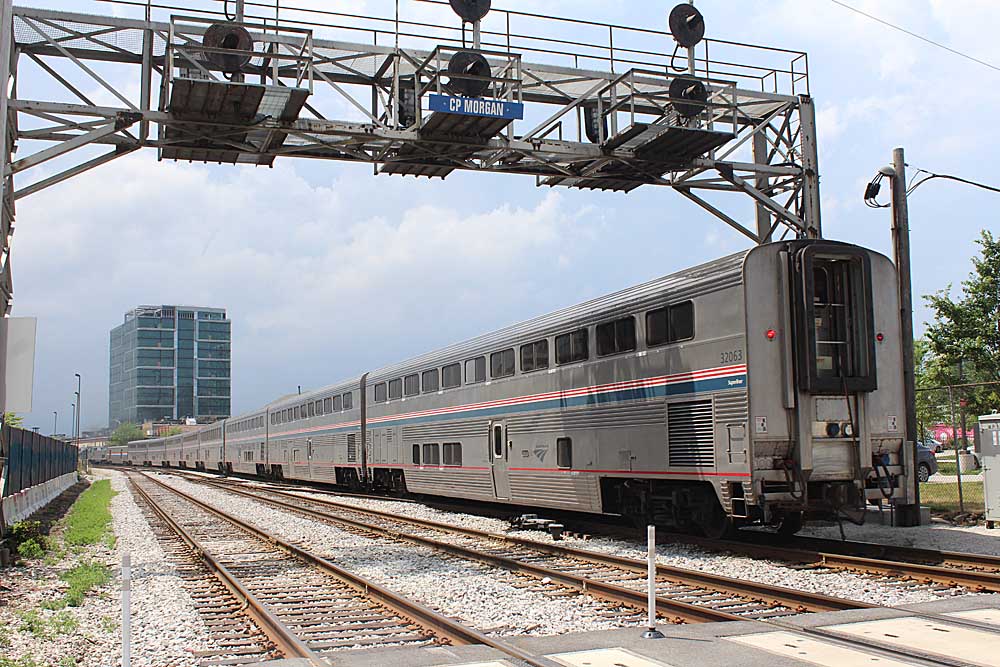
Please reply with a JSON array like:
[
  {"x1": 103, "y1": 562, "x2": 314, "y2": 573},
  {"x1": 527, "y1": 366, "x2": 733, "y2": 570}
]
[
  {"x1": 557, "y1": 437, "x2": 572, "y2": 469},
  {"x1": 422, "y1": 443, "x2": 440, "y2": 466},
  {"x1": 412, "y1": 444, "x2": 420, "y2": 465},
  {"x1": 442, "y1": 442, "x2": 462, "y2": 466}
]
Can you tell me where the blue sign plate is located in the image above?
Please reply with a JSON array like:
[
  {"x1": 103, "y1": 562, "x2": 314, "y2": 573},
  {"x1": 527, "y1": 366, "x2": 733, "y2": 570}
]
[{"x1": 429, "y1": 94, "x2": 524, "y2": 120}]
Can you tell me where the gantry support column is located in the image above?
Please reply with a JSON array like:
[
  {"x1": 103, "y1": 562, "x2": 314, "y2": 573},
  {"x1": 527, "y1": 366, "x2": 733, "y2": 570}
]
[{"x1": 0, "y1": 0, "x2": 15, "y2": 418}]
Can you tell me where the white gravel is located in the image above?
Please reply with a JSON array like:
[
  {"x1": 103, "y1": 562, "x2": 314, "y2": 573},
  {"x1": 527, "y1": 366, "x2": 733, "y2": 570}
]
[
  {"x1": 263, "y1": 484, "x2": 983, "y2": 607},
  {"x1": 153, "y1": 473, "x2": 642, "y2": 636},
  {"x1": 92, "y1": 469, "x2": 214, "y2": 667}
]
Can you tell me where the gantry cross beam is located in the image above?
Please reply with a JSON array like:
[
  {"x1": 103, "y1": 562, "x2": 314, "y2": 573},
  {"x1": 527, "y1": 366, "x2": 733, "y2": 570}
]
[{"x1": 0, "y1": 0, "x2": 821, "y2": 321}]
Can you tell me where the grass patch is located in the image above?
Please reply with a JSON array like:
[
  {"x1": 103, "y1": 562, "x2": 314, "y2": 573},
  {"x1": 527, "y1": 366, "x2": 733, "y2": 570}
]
[
  {"x1": 920, "y1": 481, "x2": 985, "y2": 513},
  {"x1": 15, "y1": 609, "x2": 79, "y2": 640},
  {"x1": 936, "y1": 461, "x2": 982, "y2": 476},
  {"x1": 41, "y1": 561, "x2": 113, "y2": 610},
  {"x1": 63, "y1": 480, "x2": 116, "y2": 548},
  {"x1": 0, "y1": 657, "x2": 43, "y2": 667}
]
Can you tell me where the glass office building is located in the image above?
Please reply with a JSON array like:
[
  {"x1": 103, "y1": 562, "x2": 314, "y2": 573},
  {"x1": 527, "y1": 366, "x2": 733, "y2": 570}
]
[{"x1": 109, "y1": 305, "x2": 231, "y2": 426}]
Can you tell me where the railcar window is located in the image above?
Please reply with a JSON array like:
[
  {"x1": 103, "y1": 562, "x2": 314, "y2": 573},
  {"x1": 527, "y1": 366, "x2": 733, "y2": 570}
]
[
  {"x1": 333, "y1": 395, "x2": 342, "y2": 412},
  {"x1": 314, "y1": 400, "x2": 322, "y2": 415},
  {"x1": 443, "y1": 442, "x2": 463, "y2": 466},
  {"x1": 412, "y1": 444, "x2": 420, "y2": 465},
  {"x1": 646, "y1": 301, "x2": 695, "y2": 346},
  {"x1": 520, "y1": 339, "x2": 549, "y2": 373},
  {"x1": 422, "y1": 369, "x2": 440, "y2": 393},
  {"x1": 668, "y1": 301, "x2": 695, "y2": 342},
  {"x1": 556, "y1": 329, "x2": 589, "y2": 365},
  {"x1": 374, "y1": 383, "x2": 387, "y2": 403},
  {"x1": 388, "y1": 378, "x2": 403, "y2": 401},
  {"x1": 343, "y1": 392, "x2": 353, "y2": 410},
  {"x1": 307, "y1": 402, "x2": 315, "y2": 418},
  {"x1": 557, "y1": 437, "x2": 572, "y2": 469},
  {"x1": 404, "y1": 374, "x2": 420, "y2": 396},
  {"x1": 422, "y1": 443, "x2": 440, "y2": 465},
  {"x1": 293, "y1": 406, "x2": 300, "y2": 420},
  {"x1": 465, "y1": 357, "x2": 487, "y2": 384},
  {"x1": 597, "y1": 317, "x2": 636, "y2": 356},
  {"x1": 324, "y1": 397, "x2": 332, "y2": 413},
  {"x1": 442, "y1": 363, "x2": 461, "y2": 389},
  {"x1": 490, "y1": 349, "x2": 515, "y2": 378}
]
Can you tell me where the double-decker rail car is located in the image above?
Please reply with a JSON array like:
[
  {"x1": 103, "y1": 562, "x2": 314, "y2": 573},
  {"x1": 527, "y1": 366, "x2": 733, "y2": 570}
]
[{"x1": 129, "y1": 239, "x2": 911, "y2": 535}]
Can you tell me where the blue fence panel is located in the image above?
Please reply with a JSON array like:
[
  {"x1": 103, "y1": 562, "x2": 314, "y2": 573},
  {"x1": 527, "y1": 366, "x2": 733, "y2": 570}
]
[{"x1": 1, "y1": 425, "x2": 79, "y2": 497}]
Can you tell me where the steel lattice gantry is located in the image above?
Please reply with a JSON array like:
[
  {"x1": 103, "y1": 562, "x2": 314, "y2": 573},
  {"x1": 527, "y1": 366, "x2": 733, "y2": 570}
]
[{"x1": 0, "y1": 0, "x2": 821, "y2": 322}]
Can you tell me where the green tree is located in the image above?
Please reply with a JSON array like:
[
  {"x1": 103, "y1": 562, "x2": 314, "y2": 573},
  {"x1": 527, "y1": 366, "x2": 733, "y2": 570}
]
[
  {"x1": 161, "y1": 426, "x2": 183, "y2": 437},
  {"x1": 109, "y1": 423, "x2": 144, "y2": 447},
  {"x1": 924, "y1": 229, "x2": 1000, "y2": 420},
  {"x1": 914, "y1": 338, "x2": 949, "y2": 436},
  {"x1": 2, "y1": 412, "x2": 24, "y2": 428}
]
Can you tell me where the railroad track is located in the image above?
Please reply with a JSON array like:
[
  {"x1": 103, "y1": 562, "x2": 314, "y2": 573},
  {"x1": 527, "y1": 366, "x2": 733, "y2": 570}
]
[
  {"x1": 661, "y1": 531, "x2": 1000, "y2": 593},
  {"x1": 163, "y1": 471, "x2": 870, "y2": 625},
  {"x1": 127, "y1": 471, "x2": 562, "y2": 667}
]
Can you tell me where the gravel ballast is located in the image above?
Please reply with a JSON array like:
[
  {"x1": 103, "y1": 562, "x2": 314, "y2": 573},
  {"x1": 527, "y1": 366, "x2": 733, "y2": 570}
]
[
  {"x1": 102, "y1": 468, "x2": 215, "y2": 666},
  {"x1": 263, "y1": 483, "x2": 985, "y2": 607},
  {"x1": 153, "y1": 473, "x2": 642, "y2": 636}
]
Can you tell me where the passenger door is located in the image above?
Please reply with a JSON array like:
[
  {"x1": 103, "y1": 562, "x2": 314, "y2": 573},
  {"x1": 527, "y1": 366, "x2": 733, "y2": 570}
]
[{"x1": 489, "y1": 420, "x2": 511, "y2": 500}]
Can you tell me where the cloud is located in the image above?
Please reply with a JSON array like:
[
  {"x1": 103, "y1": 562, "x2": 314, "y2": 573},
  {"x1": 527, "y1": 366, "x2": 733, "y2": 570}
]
[{"x1": 12, "y1": 153, "x2": 598, "y2": 425}]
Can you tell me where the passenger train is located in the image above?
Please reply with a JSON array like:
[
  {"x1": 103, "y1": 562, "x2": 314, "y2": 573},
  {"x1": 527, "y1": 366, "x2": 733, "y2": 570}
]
[{"x1": 119, "y1": 239, "x2": 912, "y2": 536}]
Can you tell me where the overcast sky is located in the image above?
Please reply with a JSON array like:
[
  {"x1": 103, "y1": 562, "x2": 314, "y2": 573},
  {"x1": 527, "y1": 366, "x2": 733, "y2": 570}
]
[{"x1": 10, "y1": 0, "x2": 1000, "y2": 433}]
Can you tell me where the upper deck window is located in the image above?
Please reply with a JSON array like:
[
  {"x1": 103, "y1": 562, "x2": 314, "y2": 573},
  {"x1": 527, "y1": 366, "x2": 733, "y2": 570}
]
[
  {"x1": 596, "y1": 317, "x2": 636, "y2": 357},
  {"x1": 555, "y1": 329, "x2": 589, "y2": 365}
]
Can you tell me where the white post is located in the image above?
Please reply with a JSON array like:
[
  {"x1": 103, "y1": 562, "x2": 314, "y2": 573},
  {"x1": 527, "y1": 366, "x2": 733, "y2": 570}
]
[
  {"x1": 642, "y1": 524, "x2": 664, "y2": 639},
  {"x1": 122, "y1": 552, "x2": 132, "y2": 667}
]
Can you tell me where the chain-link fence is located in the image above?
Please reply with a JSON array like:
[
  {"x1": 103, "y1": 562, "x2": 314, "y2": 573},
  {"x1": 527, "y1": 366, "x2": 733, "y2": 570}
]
[{"x1": 916, "y1": 383, "x2": 997, "y2": 520}]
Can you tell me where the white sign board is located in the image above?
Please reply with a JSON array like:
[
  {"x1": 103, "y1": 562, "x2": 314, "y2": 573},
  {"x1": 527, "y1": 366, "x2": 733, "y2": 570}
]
[{"x1": 1, "y1": 317, "x2": 37, "y2": 413}]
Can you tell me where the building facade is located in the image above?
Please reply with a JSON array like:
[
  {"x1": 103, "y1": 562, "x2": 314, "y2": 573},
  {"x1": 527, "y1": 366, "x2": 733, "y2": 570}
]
[{"x1": 109, "y1": 305, "x2": 231, "y2": 426}]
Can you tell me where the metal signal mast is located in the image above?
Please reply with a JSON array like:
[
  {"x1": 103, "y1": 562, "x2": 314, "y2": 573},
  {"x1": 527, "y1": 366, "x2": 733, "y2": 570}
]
[{"x1": 0, "y1": 0, "x2": 819, "y2": 322}]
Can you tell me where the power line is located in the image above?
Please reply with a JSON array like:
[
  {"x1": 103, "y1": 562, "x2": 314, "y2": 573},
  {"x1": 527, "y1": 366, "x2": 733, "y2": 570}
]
[
  {"x1": 828, "y1": 0, "x2": 1000, "y2": 73},
  {"x1": 908, "y1": 168, "x2": 1000, "y2": 197}
]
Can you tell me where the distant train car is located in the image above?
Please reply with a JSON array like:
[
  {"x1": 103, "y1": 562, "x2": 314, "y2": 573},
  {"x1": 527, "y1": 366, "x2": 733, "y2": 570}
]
[{"x1": 130, "y1": 240, "x2": 911, "y2": 535}]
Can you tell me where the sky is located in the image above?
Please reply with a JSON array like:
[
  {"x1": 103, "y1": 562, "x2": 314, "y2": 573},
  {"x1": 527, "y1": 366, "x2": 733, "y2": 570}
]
[{"x1": 9, "y1": 0, "x2": 1000, "y2": 434}]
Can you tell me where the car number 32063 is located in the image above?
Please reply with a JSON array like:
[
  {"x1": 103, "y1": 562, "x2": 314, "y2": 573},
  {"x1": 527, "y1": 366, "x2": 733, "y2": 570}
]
[{"x1": 721, "y1": 350, "x2": 744, "y2": 364}]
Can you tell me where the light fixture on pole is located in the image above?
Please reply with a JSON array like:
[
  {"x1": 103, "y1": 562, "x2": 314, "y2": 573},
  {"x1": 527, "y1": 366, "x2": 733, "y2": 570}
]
[{"x1": 75, "y1": 373, "x2": 82, "y2": 446}]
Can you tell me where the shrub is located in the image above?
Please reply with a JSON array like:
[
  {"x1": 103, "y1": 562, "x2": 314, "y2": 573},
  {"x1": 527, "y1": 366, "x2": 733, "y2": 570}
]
[
  {"x1": 16, "y1": 538, "x2": 44, "y2": 560},
  {"x1": 61, "y1": 562, "x2": 112, "y2": 607}
]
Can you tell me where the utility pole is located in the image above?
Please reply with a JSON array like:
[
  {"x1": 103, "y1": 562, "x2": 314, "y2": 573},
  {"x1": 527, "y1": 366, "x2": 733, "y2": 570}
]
[
  {"x1": 889, "y1": 147, "x2": 921, "y2": 526},
  {"x1": 53, "y1": 411, "x2": 57, "y2": 436}
]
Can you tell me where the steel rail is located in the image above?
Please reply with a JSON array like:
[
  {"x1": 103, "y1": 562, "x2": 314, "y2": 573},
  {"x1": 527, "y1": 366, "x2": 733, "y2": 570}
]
[
  {"x1": 126, "y1": 472, "x2": 324, "y2": 665},
  {"x1": 183, "y1": 473, "x2": 867, "y2": 618},
  {"x1": 135, "y1": 472, "x2": 564, "y2": 667},
  {"x1": 747, "y1": 532, "x2": 1000, "y2": 573},
  {"x1": 662, "y1": 532, "x2": 1000, "y2": 593}
]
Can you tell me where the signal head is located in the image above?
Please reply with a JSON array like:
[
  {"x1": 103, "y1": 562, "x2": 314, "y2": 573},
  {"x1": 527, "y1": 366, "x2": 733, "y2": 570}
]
[
  {"x1": 450, "y1": 0, "x2": 491, "y2": 23},
  {"x1": 669, "y1": 4, "x2": 706, "y2": 48}
]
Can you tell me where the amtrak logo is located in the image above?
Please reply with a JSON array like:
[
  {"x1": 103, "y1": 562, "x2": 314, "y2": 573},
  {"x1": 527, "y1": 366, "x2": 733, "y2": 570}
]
[
  {"x1": 728, "y1": 378, "x2": 745, "y2": 387},
  {"x1": 534, "y1": 446, "x2": 548, "y2": 462}
]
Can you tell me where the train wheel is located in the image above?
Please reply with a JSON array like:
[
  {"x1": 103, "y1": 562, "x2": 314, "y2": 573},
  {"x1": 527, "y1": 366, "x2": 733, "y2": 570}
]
[
  {"x1": 701, "y1": 503, "x2": 737, "y2": 540},
  {"x1": 777, "y1": 511, "x2": 803, "y2": 536}
]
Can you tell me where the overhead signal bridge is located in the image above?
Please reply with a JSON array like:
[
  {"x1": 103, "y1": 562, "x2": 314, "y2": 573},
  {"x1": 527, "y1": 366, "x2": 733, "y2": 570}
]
[{"x1": 0, "y1": 0, "x2": 820, "y2": 315}]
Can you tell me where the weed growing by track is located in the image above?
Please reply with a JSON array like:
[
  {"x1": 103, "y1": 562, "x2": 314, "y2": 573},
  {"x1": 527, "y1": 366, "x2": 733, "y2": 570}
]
[{"x1": 63, "y1": 479, "x2": 116, "y2": 548}]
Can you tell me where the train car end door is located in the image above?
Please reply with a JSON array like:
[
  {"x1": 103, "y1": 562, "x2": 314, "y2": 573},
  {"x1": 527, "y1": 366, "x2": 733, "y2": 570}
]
[{"x1": 489, "y1": 420, "x2": 511, "y2": 500}]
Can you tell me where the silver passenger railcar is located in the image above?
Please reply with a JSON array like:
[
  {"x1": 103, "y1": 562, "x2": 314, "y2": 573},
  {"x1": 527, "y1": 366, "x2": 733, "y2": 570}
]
[{"x1": 130, "y1": 240, "x2": 911, "y2": 535}]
